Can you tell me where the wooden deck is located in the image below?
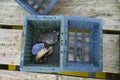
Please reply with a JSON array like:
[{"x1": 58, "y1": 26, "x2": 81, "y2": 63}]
[
  {"x1": 0, "y1": 0, "x2": 120, "y2": 79},
  {"x1": 0, "y1": 29, "x2": 119, "y2": 73}
]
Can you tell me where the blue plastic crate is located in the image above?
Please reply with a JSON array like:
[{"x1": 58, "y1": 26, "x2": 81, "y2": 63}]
[
  {"x1": 20, "y1": 15, "x2": 102, "y2": 72},
  {"x1": 16, "y1": 0, "x2": 58, "y2": 15},
  {"x1": 63, "y1": 16, "x2": 103, "y2": 72},
  {"x1": 20, "y1": 15, "x2": 64, "y2": 72}
]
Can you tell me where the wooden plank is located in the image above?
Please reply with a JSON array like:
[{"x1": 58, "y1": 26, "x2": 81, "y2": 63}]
[
  {"x1": 0, "y1": 0, "x2": 120, "y2": 31},
  {"x1": 0, "y1": 70, "x2": 105, "y2": 80},
  {"x1": 0, "y1": 29, "x2": 22, "y2": 65},
  {"x1": 58, "y1": 75, "x2": 104, "y2": 80},
  {"x1": 0, "y1": 0, "x2": 27, "y2": 26},
  {"x1": 0, "y1": 70, "x2": 57, "y2": 80},
  {"x1": 103, "y1": 34, "x2": 120, "y2": 73},
  {"x1": 0, "y1": 29, "x2": 119, "y2": 73}
]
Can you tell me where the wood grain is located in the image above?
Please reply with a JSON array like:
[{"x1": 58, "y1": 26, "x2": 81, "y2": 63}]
[
  {"x1": 0, "y1": 29, "x2": 22, "y2": 65},
  {"x1": 103, "y1": 34, "x2": 120, "y2": 73},
  {"x1": 0, "y1": 70, "x2": 57, "y2": 80},
  {"x1": 0, "y1": 0, "x2": 120, "y2": 31},
  {"x1": 0, "y1": 0, "x2": 27, "y2": 26},
  {"x1": 58, "y1": 75, "x2": 104, "y2": 80},
  {"x1": 0, "y1": 70, "x2": 105, "y2": 80}
]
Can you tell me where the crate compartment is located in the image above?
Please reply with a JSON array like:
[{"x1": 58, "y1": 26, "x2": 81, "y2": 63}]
[
  {"x1": 16, "y1": 0, "x2": 58, "y2": 15},
  {"x1": 64, "y1": 16, "x2": 102, "y2": 72},
  {"x1": 24, "y1": 22, "x2": 60, "y2": 66},
  {"x1": 20, "y1": 16, "x2": 64, "y2": 72}
]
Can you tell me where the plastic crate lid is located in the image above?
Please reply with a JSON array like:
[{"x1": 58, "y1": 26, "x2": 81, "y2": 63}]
[
  {"x1": 16, "y1": 0, "x2": 58, "y2": 15},
  {"x1": 63, "y1": 16, "x2": 103, "y2": 72}
]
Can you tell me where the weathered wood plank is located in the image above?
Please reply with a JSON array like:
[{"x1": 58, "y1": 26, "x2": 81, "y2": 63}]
[
  {"x1": 103, "y1": 34, "x2": 120, "y2": 73},
  {"x1": 0, "y1": 0, "x2": 27, "y2": 25},
  {"x1": 58, "y1": 75, "x2": 104, "y2": 80},
  {"x1": 0, "y1": 70, "x2": 105, "y2": 80},
  {"x1": 0, "y1": 0, "x2": 120, "y2": 31},
  {"x1": 0, "y1": 29, "x2": 119, "y2": 73},
  {"x1": 0, "y1": 29, "x2": 22, "y2": 65},
  {"x1": 0, "y1": 70, "x2": 57, "y2": 80}
]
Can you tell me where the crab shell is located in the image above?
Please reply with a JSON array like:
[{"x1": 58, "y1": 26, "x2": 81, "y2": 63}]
[
  {"x1": 35, "y1": 46, "x2": 53, "y2": 61},
  {"x1": 39, "y1": 32, "x2": 58, "y2": 45}
]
